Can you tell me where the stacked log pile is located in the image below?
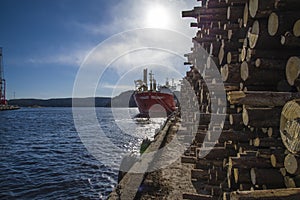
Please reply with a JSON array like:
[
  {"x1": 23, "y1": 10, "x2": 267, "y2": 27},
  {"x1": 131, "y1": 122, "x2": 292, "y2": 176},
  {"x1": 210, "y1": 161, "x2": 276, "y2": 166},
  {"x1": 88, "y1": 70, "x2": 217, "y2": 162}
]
[{"x1": 180, "y1": 0, "x2": 300, "y2": 199}]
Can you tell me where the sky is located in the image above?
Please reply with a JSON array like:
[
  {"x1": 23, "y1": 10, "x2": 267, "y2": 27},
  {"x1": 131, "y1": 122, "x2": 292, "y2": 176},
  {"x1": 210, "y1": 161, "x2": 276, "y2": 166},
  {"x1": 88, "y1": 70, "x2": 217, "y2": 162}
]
[{"x1": 0, "y1": 0, "x2": 197, "y2": 99}]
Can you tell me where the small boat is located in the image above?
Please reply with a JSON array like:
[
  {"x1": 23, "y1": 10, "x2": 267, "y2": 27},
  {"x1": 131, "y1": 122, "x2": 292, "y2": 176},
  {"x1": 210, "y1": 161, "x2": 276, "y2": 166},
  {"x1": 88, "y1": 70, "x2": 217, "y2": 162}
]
[{"x1": 133, "y1": 68, "x2": 177, "y2": 118}]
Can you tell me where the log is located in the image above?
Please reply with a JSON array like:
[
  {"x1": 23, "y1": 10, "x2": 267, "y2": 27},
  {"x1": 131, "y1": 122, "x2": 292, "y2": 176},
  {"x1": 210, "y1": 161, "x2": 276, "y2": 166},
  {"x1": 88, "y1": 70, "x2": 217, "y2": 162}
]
[
  {"x1": 280, "y1": 99, "x2": 300, "y2": 154},
  {"x1": 229, "y1": 113, "x2": 244, "y2": 129},
  {"x1": 242, "y1": 3, "x2": 254, "y2": 28},
  {"x1": 286, "y1": 56, "x2": 300, "y2": 86},
  {"x1": 227, "y1": 51, "x2": 240, "y2": 64},
  {"x1": 182, "y1": 9, "x2": 198, "y2": 18},
  {"x1": 198, "y1": 14, "x2": 228, "y2": 23},
  {"x1": 221, "y1": 63, "x2": 242, "y2": 83},
  {"x1": 227, "y1": 91, "x2": 300, "y2": 107},
  {"x1": 230, "y1": 188, "x2": 300, "y2": 200},
  {"x1": 197, "y1": 147, "x2": 232, "y2": 160},
  {"x1": 240, "y1": 61, "x2": 285, "y2": 86},
  {"x1": 250, "y1": 168, "x2": 285, "y2": 187},
  {"x1": 242, "y1": 81, "x2": 291, "y2": 92},
  {"x1": 284, "y1": 153, "x2": 300, "y2": 175},
  {"x1": 226, "y1": 0, "x2": 248, "y2": 6},
  {"x1": 249, "y1": 0, "x2": 275, "y2": 19},
  {"x1": 196, "y1": 159, "x2": 224, "y2": 169},
  {"x1": 246, "y1": 48, "x2": 300, "y2": 61},
  {"x1": 233, "y1": 168, "x2": 251, "y2": 184},
  {"x1": 281, "y1": 32, "x2": 300, "y2": 47},
  {"x1": 209, "y1": 42, "x2": 221, "y2": 57},
  {"x1": 255, "y1": 58, "x2": 287, "y2": 70},
  {"x1": 275, "y1": 0, "x2": 300, "y2": 11},
  {"x1": 284, "y1": 175, "x2": 300, "y2": 188},
  {"x1": 271, "y1": 153, "x2": 285, "y2": 168},
  {"x1": 205, "y1": 0, "x2": 227, "y2": 8},
  {"x1": 182, "y1": 193, "x2": 218, "y2": 200},
  {"x1": 268, "y1": 11, "x2": 300, "y2": 36},
  {"x1": 240, "y1": 47, "x2": 247, "y2": 62},
  {"x1": 252, "y1": 137, "x2": 284, "y2": 148},
  {"x1": 181, "y1": 155, "x2": 196, "y2": 164},
  {"x1": 293, "y1": 19, "x2": 300, "y2": 37},
  {"x1": 191, "y1": 169, "x2": 210, "y2": 180},
  {"x1": 227, "y1": 6, "x2": 244, "y2": 22},
  {"x1": 243, "y1": 106, "x2": 281, "y2": 128},
  {"x1": 218, "y1": 129, "x2": 255, "y2": 143},
  {"x1": 229, "y1": 156, "x2": 273, "y2": 169},
  {"x1": 249, "y1": 20, "x2": 281, "y2": 49}
]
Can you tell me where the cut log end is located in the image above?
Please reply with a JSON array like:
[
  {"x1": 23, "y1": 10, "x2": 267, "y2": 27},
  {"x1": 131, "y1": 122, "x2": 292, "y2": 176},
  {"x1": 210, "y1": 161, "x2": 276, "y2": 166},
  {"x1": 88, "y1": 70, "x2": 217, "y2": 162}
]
[
  {"x1": 268, "y1": 12, "x2": 279, "y2": 36},
  {"x1": 280, "y1": 99, "x2": 300, "y2": 154},
  {"x1": 242, "y1": 108, "x2": 249, "y2": 126},
  {"x1": 284, "y1": 154, "x2": 300, "y2": 175},
  {"x1": 250, "y1": 168, "x2": 256, "y2": 185},
  {"x1": 243, "y1": 3, "x2": 249, "y2": 28},
  {"x1": 293, "y1": 19, "x2": 300, "y2": 37},
  {"x1": 249, "y1": 20, "x2": 259, "y2": 49},
  {"x1": 286, "y1": 56, "x2": 300, "y2": 86},
  {"x1": 240, "y1": 61, "x2": 249, "y2": 81},
  {"x1": 249, "y1": 0, "x2": 258, "y2": 18}
]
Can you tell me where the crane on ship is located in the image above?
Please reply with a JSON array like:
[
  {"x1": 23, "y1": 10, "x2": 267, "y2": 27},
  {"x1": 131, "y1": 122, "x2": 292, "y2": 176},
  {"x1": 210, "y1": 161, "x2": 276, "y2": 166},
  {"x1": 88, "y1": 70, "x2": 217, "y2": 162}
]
[{"x1": 0, "y1": 47, "x2": 7, "y2": 105}]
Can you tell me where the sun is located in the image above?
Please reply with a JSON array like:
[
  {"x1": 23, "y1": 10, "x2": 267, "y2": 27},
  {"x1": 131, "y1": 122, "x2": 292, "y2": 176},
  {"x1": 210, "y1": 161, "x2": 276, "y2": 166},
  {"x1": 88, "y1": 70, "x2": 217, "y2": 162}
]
[{"x1": 145, "y1": 5, "x2": 170, "y2": 29}]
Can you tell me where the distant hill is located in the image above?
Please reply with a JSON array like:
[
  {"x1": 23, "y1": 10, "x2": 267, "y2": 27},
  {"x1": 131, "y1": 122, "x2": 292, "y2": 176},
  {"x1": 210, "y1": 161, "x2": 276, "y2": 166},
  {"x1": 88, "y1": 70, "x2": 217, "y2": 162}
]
[
  {"x1": 110, "y1": 90, "x2": 137, "y2": 107},
  {"x1": 8, "y1": 97, "x2": 111, "y2": 107},
  {"x1": 8, "y1": 90, "x2": 181, "y2": 108}
]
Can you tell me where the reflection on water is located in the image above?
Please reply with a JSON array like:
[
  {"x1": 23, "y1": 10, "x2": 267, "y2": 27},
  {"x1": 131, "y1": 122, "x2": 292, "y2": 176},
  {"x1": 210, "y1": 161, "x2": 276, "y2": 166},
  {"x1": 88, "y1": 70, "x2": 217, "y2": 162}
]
[{"x1": 0, "y1": 107, "x2": 165, "y2": 199}]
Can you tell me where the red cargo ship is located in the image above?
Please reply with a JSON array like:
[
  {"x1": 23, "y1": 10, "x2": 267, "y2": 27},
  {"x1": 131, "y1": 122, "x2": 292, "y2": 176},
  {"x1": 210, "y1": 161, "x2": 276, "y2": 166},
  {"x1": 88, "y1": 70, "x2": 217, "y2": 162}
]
[{"x1": 133, "y1": 69, "x2": 177, "y2": 118}]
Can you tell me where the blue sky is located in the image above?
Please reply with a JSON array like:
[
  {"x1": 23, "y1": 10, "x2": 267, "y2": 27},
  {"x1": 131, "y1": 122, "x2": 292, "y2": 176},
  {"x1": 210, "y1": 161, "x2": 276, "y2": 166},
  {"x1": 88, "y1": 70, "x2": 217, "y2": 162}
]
[{"x1": 0, "y1": 0, "x2": 196, "y2": 99}]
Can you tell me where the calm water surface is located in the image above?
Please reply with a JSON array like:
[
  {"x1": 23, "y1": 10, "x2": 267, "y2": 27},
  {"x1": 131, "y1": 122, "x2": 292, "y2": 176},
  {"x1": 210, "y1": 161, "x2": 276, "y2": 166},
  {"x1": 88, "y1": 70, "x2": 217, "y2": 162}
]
[{"x1": 0, "y1": 107, "x2": 164, "y2": 199}]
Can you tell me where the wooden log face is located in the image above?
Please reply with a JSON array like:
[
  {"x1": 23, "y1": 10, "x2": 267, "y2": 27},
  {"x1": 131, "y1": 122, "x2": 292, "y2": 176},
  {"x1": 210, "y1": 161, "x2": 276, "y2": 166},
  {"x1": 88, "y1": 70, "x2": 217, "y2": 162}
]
[
  {"x1": 294, "y1": 19, "x2": 300, "y2": 37},
  {"x1": 249, "y1": 0, "x2": 275, "y2": 18},
  {"x1": 280, "y1": 99, "x2": 300, "y2": 154},
  {"x1": 286, "y1": 56, "x2": 300, "y2": 86},
  {"x1": 268, "y1": 11, "x2": 300, "y2": 36},
  {"x1": 284, "y1": 153, "x2": 300, "y2": 175}
]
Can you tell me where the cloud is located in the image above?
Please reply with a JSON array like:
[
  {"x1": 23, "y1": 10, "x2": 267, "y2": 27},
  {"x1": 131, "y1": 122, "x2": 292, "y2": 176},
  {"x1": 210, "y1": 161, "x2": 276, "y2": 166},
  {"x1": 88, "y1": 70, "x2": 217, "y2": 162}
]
[
  {"x1": 73, "y1": 0, "x2": 197, "y2": 37},
  {"x1": 26, "y1": 47, "x2": 90, "y2": 67}
]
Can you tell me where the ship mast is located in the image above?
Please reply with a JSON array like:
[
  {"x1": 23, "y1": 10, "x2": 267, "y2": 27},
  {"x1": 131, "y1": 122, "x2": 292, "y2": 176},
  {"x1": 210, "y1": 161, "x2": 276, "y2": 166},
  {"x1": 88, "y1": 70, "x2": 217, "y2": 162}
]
[{"x1": 0, "y1": 47, "x2": 6, "y2": 105}]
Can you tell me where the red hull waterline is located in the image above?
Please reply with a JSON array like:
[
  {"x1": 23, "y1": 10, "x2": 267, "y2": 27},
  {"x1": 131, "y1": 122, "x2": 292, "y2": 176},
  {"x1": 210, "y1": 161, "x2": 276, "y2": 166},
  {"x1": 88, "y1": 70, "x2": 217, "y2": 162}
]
[{"x1": 134, "y1": 91, "x2": 176, "y2": 118}]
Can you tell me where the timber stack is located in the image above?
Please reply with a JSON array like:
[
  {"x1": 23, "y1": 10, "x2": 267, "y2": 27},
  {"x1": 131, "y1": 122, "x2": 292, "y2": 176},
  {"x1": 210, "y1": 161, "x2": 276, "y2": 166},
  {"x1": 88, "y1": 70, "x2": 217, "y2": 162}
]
[{"x1": 180, "y1": 0, "x2": 300, "y2": 199}]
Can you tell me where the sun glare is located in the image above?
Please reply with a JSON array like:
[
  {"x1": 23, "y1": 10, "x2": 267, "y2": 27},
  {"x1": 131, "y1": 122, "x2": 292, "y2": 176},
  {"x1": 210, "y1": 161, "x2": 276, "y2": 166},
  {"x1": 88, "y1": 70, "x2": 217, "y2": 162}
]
[{"x1": 146, "y1": 5, "x2": 170, "y2": 29}]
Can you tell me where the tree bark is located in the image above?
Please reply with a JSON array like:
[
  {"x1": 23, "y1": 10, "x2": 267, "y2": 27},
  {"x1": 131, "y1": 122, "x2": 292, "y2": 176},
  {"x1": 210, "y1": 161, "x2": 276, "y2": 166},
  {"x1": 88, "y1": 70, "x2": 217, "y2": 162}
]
[
  {"x1": 230, "y1": 188, "x2": 300, "y2": 200},
  {"x1": 243, "y1": 106, "x2": 282, "y2": 128},
  {"x1": 249, "y1": 0, "x2": 275, "y2": 18},
  {"x1": 221, "y1": 63, "x2": 242, "y2": 83},
  {"x1": 250, "y1": 168, "x2": 285, "y2": 187},
  {"x1": 281, "y1": 32, "x2": 300, "y2": 47},
  {"x1": 227, "y1": 91, "x2": 300, "y2": 107},
  {"x1": 275, "y1": 0, "x2": 300, "y2": 11}
]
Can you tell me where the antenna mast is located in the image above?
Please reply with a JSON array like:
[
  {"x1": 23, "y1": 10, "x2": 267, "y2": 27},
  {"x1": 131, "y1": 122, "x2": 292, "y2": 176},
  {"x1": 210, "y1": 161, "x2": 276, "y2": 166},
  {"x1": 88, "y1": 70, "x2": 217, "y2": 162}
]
[{"x1": 0, "y1": 47, "x2": 7, "y2": 105}]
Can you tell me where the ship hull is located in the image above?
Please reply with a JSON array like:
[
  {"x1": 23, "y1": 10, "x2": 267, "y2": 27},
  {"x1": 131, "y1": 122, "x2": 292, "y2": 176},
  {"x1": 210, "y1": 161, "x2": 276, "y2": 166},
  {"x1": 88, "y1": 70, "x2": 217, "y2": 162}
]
[{"x1": 133, "y1": 91, "x2": 176, "y2": 117}]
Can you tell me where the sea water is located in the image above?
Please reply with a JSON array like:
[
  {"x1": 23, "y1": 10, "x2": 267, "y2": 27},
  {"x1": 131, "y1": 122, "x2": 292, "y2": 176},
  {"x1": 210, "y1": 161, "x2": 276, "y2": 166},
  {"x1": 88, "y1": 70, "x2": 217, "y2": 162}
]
[{"x1": 0, "y1": 107, "x2": 165, "y2": 199}]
